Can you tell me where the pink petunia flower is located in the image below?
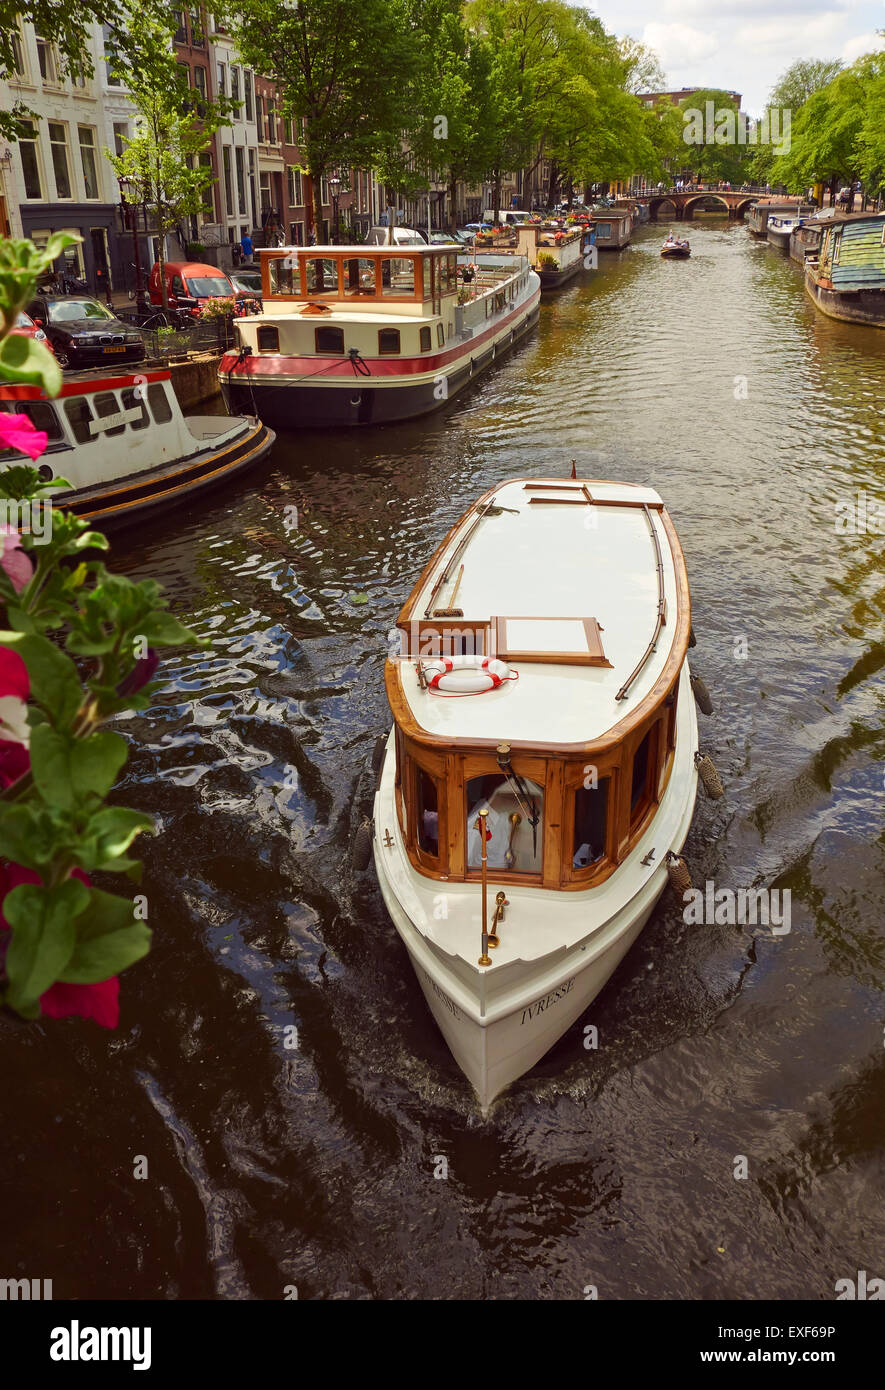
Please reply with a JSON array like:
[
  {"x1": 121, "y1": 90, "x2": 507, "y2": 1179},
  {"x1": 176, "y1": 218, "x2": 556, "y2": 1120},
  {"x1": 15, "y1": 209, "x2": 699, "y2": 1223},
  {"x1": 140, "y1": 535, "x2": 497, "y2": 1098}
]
[
  {"x1": 0, "y1": 412, "x2": 48, "y2": 461},
  {"x1": 0, "y1": 527, "x2": 34, "y2": 594},
  {"x1": 0, "y1": 643, "x2": 30, "y2": 751}
]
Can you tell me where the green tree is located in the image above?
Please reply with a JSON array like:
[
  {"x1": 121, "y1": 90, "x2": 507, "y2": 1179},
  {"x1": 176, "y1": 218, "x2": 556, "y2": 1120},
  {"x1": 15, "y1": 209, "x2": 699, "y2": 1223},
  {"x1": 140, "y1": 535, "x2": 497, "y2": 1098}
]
[
  {"x1": 222, "y1": 0, "x2": 415, "y2": 237},
  {"x1": 107, "y1": 12, "x2": 231, "y2": 309},
  {"x1": 751, "y1": 56, "x2": 843, "y2": 186},
  {"x1": 679, "y1": 89, "x2": 751, "y2": 185}
]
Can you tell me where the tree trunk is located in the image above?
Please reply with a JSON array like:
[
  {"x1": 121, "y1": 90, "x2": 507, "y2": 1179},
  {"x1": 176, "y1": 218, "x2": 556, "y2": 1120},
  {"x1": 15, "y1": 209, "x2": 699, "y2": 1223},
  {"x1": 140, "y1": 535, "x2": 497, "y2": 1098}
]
[
  {"x1": 448, "y1": 172, "x2": 457, "y2": 233},
  {"x1": 546, "y1": 161, "x2": 558, "y2": 209},
  {"x1": 157, "y1": 206, "x2": 167, "y2": 311},
  {"x1": 492, "y1": 169, "x2": 502, "y2": 226},
  {"x1": 312, "y1": 169, "x2": 324, "y2": 244}
]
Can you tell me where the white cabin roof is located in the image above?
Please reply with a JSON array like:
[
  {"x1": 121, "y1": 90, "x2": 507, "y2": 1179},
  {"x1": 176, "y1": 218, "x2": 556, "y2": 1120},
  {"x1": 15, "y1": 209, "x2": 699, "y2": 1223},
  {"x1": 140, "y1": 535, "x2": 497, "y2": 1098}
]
[{"x1": 393, "y1": 478, "x2": 689, "y2": 749}]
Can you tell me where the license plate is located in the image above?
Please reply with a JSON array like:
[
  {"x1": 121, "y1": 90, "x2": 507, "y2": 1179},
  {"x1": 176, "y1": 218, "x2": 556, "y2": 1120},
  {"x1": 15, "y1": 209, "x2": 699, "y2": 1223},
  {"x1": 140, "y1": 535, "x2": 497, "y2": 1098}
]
[{"x1": 103, "y1": 345, "x2": 127, "y2": 354}]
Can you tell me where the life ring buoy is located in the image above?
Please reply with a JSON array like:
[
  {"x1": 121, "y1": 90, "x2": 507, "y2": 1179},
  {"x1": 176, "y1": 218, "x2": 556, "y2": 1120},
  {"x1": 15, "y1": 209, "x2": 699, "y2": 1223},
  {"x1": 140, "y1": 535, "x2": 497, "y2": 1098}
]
[{"x1": 423, "y1": 655, "x2": 517, "y2": 696}]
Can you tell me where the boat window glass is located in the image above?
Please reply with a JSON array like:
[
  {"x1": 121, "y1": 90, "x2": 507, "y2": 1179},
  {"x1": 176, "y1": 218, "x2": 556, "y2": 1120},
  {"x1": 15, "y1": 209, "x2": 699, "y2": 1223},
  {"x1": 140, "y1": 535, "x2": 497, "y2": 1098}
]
[
  {"x1": 343, "y1": 257, "x2": 376, "y2": 296},
  {"x1": 268, "y1": 257, "x2": 298, "y2": 295},
  {"x1": 119, "y1": 386, "x2": 149, "y2": 430},
  {"x1": 378, "y1": 328, "x2": 400, "y2": 355},
  {"x1": 93, "y1": 391, "x2": 126, "y2": 436},
  {"x1": 420, "y1": 326, "x2": 431, "y2": 352},
  {"x1": 417, "y1": 769, "x2": 439, "y2": 857},
  {"x1": 147, "y1": 383, "x2": 173, "y2": 423},
  {"x1": 315, "y1": 325, "x2": 344, "y2": 354},
  {"x1": 303, "y1": 257, "x2": 339, "y2": 296},
  {"x1": 573, "y1": 778, "x2": 609, "y2": 870},
  {"x1": 446, "y1": 255, "x2": 458, "y2": 290},
  {"x1": 466, "y1": 773, "x2": 543, "y2": 875},
  {"x1": 257, "y1": 325, "x2": 279, "y2": 352},
  {"x1": 380, "y1": 257, "x2": 415, "y2": 297},
  {"x1": 436, "y1": 322, "x2": 444, "y2": 347},
  {"x1": 15, "y1": 400, "x2": 64, "y2": 443},
  {"x1": 63, "y1": 395, "x2": 95, "y2": 445},
  {"x1": 630, "y1": 727, "x2": 655, "y2": 826}
]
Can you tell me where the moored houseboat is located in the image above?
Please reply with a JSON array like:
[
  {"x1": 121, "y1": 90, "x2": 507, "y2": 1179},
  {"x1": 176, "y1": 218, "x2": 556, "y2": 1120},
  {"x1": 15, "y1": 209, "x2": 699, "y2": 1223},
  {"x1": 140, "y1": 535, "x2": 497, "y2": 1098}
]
[
  {"x1": 359, "y1": 476, "x2": 722, "y2": 1110},
  {"x1": 513, "y1": 222, "x2": 586, "y2": 289},
  {"x1": 219, "y1": 244, "x2": 541, "y2": 428},
  {"x1": 0, "y1": 367, "x2": 274, "y2": 527},
  {"x1": 790, "y1": 217, "x2": 829, "y2": 263},
  {"x1": 747, "y1": 199, "x2": 805, "y2": 239},
  {"x1": 766, "y1": 212, "x2": 800, "y2": 250},
  {"x1": 588, "y1": 208, "x2": 633, "y2": 249},
  {"x1": 804, "y1": 212, "x2": 885, "y2": 327}
]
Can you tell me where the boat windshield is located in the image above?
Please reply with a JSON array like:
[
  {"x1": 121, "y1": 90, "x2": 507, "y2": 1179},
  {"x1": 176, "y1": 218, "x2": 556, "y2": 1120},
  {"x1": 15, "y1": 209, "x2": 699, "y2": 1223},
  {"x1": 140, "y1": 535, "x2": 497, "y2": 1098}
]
[
  {"x1": 48, "y1": 300, "x2": 114, "y2": 322},
  {"x1": 466, "y1": 774, "x2": 544, "y2": 874}
]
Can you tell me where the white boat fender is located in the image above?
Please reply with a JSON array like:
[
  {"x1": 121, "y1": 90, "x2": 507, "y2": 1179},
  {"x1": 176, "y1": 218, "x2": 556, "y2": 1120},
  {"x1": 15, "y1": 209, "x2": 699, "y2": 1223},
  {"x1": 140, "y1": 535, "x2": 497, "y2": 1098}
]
[{"x1": 423, "y1": 655, "x2": 517, "y2": 696}]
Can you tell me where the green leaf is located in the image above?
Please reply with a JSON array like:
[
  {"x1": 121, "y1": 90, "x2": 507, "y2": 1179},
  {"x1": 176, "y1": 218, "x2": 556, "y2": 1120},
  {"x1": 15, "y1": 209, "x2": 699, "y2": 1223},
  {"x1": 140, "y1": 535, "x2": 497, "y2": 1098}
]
[
  {"x1": 0, "y1": 803, "x2": 54, "y2": 870},
  {"x1": 82, "y1": 806, "x2": 154, "y2": 871},
  {"x1": 136, "y1": 610, "x2": 202, "y2": 646},
  {"x1": 4, "y1": 878, "x2": 89, "y2": 1011},
  {"x1": 29, "y1": 724, "x2": 75, "y2": 810},
  {"x1": 0, "y1": 332, "x2": 62, "y2": 397},
  {"x1": 72, "y1": 731, "x2": 128, "y2": 799},
  {"x1": 58, "y1": 887, "x2": 151, "y2": 984},
  {"x1": 29, "y1": 726, "x2": 128, "y2": 808},
  {"x1": 0, "y1": 631, "x2": 83, "y2": 727}
]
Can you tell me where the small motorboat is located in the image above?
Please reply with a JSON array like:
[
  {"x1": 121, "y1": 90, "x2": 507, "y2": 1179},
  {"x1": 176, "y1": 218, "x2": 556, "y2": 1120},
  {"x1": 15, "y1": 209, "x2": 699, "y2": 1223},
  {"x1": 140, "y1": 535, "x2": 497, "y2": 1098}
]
[
  {"x1": 661, "y1": 237, "x2": 691, "y2": 258},
  {"x1": 360, "y1": 476, "x2": 722, "y2": 1111},
  {"x1": 0, "y1": 365, "x2": 275, "y2": 528}
]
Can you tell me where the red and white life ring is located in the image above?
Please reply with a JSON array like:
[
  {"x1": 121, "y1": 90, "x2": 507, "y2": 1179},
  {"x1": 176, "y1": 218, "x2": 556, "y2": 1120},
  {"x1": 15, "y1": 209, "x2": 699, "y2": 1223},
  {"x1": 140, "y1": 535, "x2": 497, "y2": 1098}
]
[{"x1": 423, "y1": 655, "x2": 516, "y2": 696}]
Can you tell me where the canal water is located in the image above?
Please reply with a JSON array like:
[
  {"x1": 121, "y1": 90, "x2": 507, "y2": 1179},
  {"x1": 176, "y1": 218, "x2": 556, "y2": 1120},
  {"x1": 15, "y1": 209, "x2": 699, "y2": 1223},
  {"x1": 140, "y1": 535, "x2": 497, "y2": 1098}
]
[{"x1": 4, "y1": 219, "x2": 884, "y2": 1300}]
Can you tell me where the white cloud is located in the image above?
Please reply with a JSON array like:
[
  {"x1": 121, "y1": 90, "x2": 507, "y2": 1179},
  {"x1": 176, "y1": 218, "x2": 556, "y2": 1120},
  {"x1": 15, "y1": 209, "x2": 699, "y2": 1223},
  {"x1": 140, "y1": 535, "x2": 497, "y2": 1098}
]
[
  {"x1": 841, "y1": 29, "x2": 885, "y2": 61},
  {"x1": 642, "y1": 21, "x2": 719, "y2": 66},
  {"x1": 736, "y1": 12, "x2": 847, "y2": 52}
]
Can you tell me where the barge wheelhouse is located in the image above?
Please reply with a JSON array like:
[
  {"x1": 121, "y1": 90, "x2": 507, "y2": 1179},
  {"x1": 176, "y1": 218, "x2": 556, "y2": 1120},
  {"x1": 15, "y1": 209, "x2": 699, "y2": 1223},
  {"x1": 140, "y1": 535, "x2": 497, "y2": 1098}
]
[
  {"x1": 804, "y1": 213, "x2": 885, "y2": 327},
  {"x1": 0, "y1": 366, "x2": 274, "y2": 527},
  {"x1": 219, "y1": 244, "x2": 541, "y2": 428},
  {"x1": 369, "y1": 477, "x2": 707, "y2": 1110}
]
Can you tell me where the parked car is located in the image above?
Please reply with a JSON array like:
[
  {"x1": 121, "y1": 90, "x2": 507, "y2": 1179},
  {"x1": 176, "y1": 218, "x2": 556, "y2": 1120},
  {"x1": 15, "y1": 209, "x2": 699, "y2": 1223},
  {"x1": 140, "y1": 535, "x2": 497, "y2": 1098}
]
[
  {"x1": 363, "y1": 226, "x2": 426, "y2": 247},
  {"x1": 461, "y1": 222, "x2": 492, "y2": 235},
  {"x1": 25, "y1": 296, "x2": 145, "y2": 371},
  {"x1": 148, "y1": 260, "x2": 237, "y2": 314},
  {"x1": 229, "y1": 270, "x2": 263, "y2": 300},
  {"x1": 426, "y1": 231, "x2": 460, "y2": 245},
  {"x1": 12, "y1": 310, "x2": 54, "y2": 354}
]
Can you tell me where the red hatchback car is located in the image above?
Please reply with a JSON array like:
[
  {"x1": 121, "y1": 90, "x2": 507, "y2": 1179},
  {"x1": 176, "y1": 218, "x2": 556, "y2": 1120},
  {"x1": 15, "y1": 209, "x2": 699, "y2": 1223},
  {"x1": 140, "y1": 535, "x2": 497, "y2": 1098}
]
[{"x1": 12, "y1": 310, "x2": 55, "y2": 355}]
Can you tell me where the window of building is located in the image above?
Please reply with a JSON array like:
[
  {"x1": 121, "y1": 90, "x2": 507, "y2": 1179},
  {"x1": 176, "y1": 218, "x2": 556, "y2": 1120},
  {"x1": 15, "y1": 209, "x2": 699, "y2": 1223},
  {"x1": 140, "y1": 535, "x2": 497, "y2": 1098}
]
[
  {"x1": 320, "y1": 175, "x2": 329, "y2": 205},
  {"x1": 314, "y1": 325, "x2": 344, "y2": 353},
  {"x1": 284, "y1": 117, "x2": 293, "y2": 144},
  {"x1": 259, "y1": 170, "x2": 271, "y2": 212},
  {"x1": 289, "y1": 221, "x2": 304, "y2": 246},
  {"x1": 287, "y1": 167, "x2": 304, "y2": 207},
  {"x1": 304, "y1": 258, "x2": 339, "y2": 295},
  {"x1": 10, "y1": 27, "x2": 26, "y2": 78},
  {"x1": 217, "y1": 61, "x2": 226, "y2": 95},
  {"x1": 572, "y1": 779, "x2": 610, "y2": 870},
  {"x1": 380, "y1": 257, "x2": 415, "y2": 297},
  {"x1": 48, "y1": 122, "x2": 72, "y2": 199},
  {"x1": 267, "y1": 102, "x2": 276, "y2": 144},
  {"x1": 78, "y1": 127, "x2": 99, "y2": 200},
  {"x1": 172, "y1": 9, "x2": 186, "y2": 42},
  {"x1": 234, "y1": 145, "x2": 246, "y2": 214},
  {"x1": 222, "y1": 145, "x2": 233, "y2": 217},
  {"x1": 257, "y1": 325, "x2": 279, "y2": 352},
  {"x1": 465, "y1": 773, "x2": 544, "y2": 874},
  {"x1": 198, "y1": 151, "x2": 214, "y2": 216},
  {"x1": 35, "y1": 35, "x2": 56, "y2": 84},
  {"x1": 18, "y1": 121, "x2": 42, "y2": 200},
  {"x1": 244, "y1": 70, "x2": 253, "y2": 121},
  {"x1": 343, "y1": 257, "x2": 374, "y2": 295},
  {"x1": 193, "y1": 66, "x2": 207, "y2": 109},
  {"x1": 378, "y1": 328, "x2": 400, "y2": 354},
  {"x1": 189, "y1": 8, "x2": 204, "y2": 45},
  {"x1": 420, "y1": 326, "x2": 431, "y2": 352},
  {"x1": 147, "y1": 383, "x2": 173, "y2": 423},
  {"x1": 256, "y1": 94, "x2": 264, "y2": 142},
  {"x1": 231, "y1": 66, "x2": 240, "y2": 106},
  {"x1": 417, "y1": 769, "x2": 440, "y2": 857},
  {"x1": 113, "y1": 121, "x2": 129, "y2": 157}
]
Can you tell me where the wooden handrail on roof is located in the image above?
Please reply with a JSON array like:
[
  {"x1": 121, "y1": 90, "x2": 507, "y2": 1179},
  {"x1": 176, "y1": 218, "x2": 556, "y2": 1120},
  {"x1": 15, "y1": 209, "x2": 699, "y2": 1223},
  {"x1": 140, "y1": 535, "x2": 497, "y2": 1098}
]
[{"x1": 615, "y1": 504, "x2": 666, "y2": 702}]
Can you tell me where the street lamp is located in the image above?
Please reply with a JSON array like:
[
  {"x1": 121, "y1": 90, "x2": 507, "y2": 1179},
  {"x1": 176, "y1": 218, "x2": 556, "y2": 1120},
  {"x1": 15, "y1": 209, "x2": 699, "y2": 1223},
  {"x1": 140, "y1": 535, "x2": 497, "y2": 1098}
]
[
  {"x1": 118, "y1": 175, "x2": 147, "y2": 314},
  {"x1": 328, "y1": 171, "x2": 341, "y2": 245}
]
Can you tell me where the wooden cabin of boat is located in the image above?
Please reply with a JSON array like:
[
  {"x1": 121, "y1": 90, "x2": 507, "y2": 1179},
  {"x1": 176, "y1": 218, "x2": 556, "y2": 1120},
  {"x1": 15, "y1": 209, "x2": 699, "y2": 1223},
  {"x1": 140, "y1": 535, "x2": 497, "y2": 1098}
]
[
  {"x1": 747, "y1": 199, "x2": 805, "y2": 237},
  {"x1": 805, "y1": 212, "x2": 885, "y2": 326},
  {"x1": 789, "y1": 219, "x2": 827, "y2": 263},
  {"x1": 382, "y1": 479, "x2": 691, "y2": 894},
  {"x1": 588, "y1": 209, "x2": 632, "y2": 249}
]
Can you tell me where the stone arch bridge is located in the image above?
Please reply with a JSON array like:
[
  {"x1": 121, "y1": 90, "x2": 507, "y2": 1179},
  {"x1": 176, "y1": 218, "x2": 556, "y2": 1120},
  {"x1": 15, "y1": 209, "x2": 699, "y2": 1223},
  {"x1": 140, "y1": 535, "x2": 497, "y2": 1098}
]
[{"x1": 644, "y1": 191, "x2": 761, "y2": 220}]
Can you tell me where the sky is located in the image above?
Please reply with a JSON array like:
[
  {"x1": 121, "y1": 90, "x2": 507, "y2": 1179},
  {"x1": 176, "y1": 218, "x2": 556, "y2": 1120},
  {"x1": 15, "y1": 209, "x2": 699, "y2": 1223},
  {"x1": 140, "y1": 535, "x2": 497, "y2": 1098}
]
[{"x1": 588, "y1": 0, "x2": 885, "y2": 112}]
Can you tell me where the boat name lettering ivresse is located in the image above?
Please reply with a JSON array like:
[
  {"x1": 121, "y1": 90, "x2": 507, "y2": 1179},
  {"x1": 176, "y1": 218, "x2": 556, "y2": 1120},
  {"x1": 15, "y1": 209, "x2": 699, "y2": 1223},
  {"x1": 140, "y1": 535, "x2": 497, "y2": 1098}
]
[
  {"x1": 521, "y1": 979, "x2": 575, "y2": 1026},
  {"x1": 423, "y1": 971, "x2": 461, "y2": 1020}
]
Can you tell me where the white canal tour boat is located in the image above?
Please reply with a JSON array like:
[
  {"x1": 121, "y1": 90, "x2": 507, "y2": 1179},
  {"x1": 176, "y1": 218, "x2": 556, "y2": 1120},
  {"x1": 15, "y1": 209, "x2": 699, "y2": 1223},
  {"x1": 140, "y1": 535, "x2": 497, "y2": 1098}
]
[
  {"x1": 218, "y1": 244, "x2": 541, "y2": 427},
  {"x1": 356, "y1": 476, "x2": 723, "y2": 1111},
  {"x1": 0, "y1": 366, "x2": 274, "y2": 528}
]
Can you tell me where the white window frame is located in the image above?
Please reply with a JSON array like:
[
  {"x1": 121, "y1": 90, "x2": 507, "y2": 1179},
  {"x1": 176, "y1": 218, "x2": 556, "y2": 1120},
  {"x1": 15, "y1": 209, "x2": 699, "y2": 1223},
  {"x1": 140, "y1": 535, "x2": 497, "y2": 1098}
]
[
  {"x1": 78, "y1": 125, "x2": 100, "y2": 200},
  {"x1": 18, "y1": 119, "x2": 44, "y2": 200},
  {"x1": 47, "y1": 120, "x2": 73, "y2": 200}
]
